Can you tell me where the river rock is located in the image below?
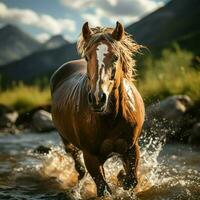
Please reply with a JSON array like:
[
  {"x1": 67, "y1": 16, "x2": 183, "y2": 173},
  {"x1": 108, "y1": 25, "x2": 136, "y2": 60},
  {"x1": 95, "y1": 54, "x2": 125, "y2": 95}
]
[
  {"x1": 143, "y1": 95, "x2": 193, "y2": 143},
  {"x1": 146, "y1": 95, "x2": 192, "y2": 121},
  {"x1": 33, "y1": 145, "x2": 51, "y2": 154},
  {"x1": 188, "y1": 123, "x2": 200, "y2": 145},
  {"x1": 31, "y1": 110, "x2": 55, "y2": 132},
  {"x1": 0, "y1": 104, "x2": 18, "y2": 128},
  {"x1": 16, "y1": 105, "x2": 51, "y2": 126}
]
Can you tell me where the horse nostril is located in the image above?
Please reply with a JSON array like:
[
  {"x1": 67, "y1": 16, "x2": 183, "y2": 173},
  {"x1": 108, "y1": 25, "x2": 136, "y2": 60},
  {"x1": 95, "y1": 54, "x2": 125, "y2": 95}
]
[
  {"x1": 88, "y1": 92, "x2": 93, "y2": 104},
  {"x1": 99, "y1": 92, "x2": 106, "y2": 104}
]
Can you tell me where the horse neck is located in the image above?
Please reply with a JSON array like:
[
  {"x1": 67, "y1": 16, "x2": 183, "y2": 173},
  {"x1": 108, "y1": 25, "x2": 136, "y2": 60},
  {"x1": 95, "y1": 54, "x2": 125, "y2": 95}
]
[{"x1": 114, "y1": 76, "x2": 136, "y2": 124}]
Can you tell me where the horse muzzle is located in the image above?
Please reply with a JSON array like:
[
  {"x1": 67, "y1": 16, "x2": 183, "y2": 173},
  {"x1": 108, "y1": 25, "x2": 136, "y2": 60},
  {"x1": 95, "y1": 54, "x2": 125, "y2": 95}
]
[{"x1": 88, "y1": 91, "x2": 107, "y2": 113}]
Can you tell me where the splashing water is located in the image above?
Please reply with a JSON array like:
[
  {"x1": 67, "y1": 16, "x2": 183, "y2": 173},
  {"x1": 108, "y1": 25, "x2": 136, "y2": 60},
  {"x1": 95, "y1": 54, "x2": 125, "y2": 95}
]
[{"x1": 0, "y1": 129, "x2": 199, "y2": 200}]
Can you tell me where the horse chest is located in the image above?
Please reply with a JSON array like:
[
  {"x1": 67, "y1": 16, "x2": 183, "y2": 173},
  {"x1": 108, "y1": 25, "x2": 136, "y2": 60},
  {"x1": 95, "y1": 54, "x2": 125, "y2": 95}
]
[
  {"x1": 79, "y1": 115, "x2": 134, "y2": 156},
  {"x1": 99, "y1": 120, "x2": 134, "y2": 155}
]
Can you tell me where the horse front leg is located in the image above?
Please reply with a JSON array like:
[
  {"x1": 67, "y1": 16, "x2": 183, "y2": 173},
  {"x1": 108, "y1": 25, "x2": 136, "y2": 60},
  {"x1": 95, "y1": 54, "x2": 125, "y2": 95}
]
[
  {"x1": 118, "y1": 141, "x2": 140, "y2": 190},
  {"x1": 62, "y1": 138, "x2": 86, "y2": 180},
  {"x1": 83, "y1": 151, "x2": 112, "y2": 197}
]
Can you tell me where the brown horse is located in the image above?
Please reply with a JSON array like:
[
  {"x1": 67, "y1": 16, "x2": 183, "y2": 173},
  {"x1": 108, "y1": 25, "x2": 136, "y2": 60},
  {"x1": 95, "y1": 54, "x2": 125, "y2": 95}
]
[{"x1": 50, "y1": 21, "x2": 145, "y2": 197}]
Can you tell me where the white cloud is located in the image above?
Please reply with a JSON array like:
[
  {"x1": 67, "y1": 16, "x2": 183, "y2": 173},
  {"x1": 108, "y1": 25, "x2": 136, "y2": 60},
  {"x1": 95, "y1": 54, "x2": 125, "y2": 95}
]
[
  {"x1": 61, "y1": 0, "x2": 163, "y2": 15},
  {"x1": 63, "y1": 34, "x2": 75, "y2": 42},
  {"x1": 95, "y1": 0, "x2": 164, "y2": 16},
  {"x1": 60, "y1": 0, "x2": 92, "y2": 9},
  {"x1": 82, "y1": 10, "x2": 103, "y2": 27},
  {"x1": 36, "y1": 32, "x2": 51, "y2": 42},
  {"x1": 61, "y1": 0, "x2": 164, "y2": 27},
  {"x1": 0, "y1": 2, "x2": 76, "y2": 34},
  {"x1": 107, "y1": 0, "x2": 118, "y2": 6}
]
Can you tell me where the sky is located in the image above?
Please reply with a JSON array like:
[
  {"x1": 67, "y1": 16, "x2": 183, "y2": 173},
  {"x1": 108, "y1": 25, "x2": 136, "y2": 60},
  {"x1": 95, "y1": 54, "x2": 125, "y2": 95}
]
[{"x1": 0, "y1": 0, "x2": 169, "y2": 42}]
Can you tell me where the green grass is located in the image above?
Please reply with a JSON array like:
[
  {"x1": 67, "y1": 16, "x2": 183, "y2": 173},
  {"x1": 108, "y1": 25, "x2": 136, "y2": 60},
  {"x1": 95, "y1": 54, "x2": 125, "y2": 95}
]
[
  {"x1": 0, "y1": 83, "x2": 50, "y2": 112},
  {"x1": 0, "y1": 45, "x2": 199, "y2": 111},
  {"x1": 137, "y1": 45, "x2": 200, "y2": 104}
]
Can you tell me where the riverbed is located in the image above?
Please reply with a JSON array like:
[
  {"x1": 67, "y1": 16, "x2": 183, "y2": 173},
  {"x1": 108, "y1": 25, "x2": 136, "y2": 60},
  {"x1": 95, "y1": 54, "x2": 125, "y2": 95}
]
[{"x1": 0, "y1": 131, "x2": 199, "y2": 200}]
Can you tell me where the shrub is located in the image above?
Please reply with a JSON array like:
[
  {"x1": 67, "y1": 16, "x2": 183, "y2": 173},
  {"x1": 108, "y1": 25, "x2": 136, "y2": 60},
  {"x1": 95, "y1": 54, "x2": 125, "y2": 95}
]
[
  {"x1": 137, "y1": 45, "x2": 200, "y2": 104},
  {"x1": 0, "y1": 83, "x2": 50, "y2": 112}
]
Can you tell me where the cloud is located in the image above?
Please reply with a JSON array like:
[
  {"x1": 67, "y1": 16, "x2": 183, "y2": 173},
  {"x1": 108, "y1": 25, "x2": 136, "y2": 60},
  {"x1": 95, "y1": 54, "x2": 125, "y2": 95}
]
[
  {"x1": 95, "y1": 0, "x2": 163, "y2": 16},
  {"x1": 36, "y1": 32, "x2": 51, "y2": 42},
  {"x1": 61, "y1": 0, "x2": 164, "y2": 26},
  {"x1": 60, "y1": 0, "x2": 92, "y2": 9},
  {"x1": 82, "y1": 10, "x2": 103, "y2": 27},
  {"x1": 0, "y1": 2, "x2": 76, "y2": 34}
]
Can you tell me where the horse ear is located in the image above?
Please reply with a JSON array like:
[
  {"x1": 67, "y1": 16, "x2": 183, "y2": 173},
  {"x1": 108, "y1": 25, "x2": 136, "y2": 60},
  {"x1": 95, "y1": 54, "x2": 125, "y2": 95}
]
[
  {"x1": 82, "y1": 22, "x2": 93, "y2": 41},
  {"x1": 112, "y1": 21, "x2": 124, "y2": 41}
]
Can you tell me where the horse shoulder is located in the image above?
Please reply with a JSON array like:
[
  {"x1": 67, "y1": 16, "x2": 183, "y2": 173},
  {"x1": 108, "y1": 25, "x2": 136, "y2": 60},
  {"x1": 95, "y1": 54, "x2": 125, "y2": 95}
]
[
  {"x1": 131, "y1": 83, "x2": 145, "y2": 140},
  {"x1": 133, "y1": 84, "x2": 144, "y2": 113},
  {"x1": 50, "y1": 59, "x2": 87, "y2": 93},
  {"x1": 123, "y1": 79, "x2": 145, "y2": 128}
]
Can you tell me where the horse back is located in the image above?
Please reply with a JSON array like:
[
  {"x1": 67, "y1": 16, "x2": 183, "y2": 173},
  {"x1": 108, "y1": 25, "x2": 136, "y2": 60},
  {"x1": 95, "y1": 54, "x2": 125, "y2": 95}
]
[
  {"x1": 51, "y1": 59, "x2": 89, "y2": 148},
  {"x1": 50, "y1": 59, "x2": 87, "y2": 93}
]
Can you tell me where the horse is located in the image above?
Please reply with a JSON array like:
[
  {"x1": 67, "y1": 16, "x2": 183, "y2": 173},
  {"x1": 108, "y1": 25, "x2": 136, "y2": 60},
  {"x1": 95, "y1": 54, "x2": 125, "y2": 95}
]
[{"x1": 50, "y1": 21, "x2": 145, "y2": 197}]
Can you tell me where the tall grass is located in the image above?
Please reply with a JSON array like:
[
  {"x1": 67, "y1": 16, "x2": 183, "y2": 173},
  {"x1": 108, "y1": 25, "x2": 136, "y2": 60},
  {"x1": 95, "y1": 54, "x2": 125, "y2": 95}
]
[
  {"x1": 0, "y1": 83, "x2": 50, "y2": 112},
  {"x1": 137, "y1": 45, "x2": 200, "y2": 104}
]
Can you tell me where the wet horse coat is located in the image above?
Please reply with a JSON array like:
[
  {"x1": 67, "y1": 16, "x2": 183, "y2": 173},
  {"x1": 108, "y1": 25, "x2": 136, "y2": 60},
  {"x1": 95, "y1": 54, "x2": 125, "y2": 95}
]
[{"x1": 50, "y1": 22, "x2": 145, "y2": 196}]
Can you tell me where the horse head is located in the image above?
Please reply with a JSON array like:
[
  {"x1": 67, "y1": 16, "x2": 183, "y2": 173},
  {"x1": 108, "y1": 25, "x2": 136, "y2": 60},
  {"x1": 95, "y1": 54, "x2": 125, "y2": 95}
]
[{"x1": 81, "y1": 22, "x2": 125, "y2": 113}]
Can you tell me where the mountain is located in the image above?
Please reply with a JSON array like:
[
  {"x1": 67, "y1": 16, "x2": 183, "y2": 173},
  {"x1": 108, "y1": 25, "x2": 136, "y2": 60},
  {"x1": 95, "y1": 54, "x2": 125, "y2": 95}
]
[
  {"x1": 0, "y1": 42, "x2": 79, "y2": 85},
  {"x1": 0, "y1": 24, "x2": 41, "y2": 65},
  {"x1": 39, "y1": 35, "x2": 69, "y2": 51},
  {"x1": 1, "y1": 0, "x2": 200, "y2": 85},
  {"x1": 126, "y1": 0, "x2": 200, "y2": 53}
]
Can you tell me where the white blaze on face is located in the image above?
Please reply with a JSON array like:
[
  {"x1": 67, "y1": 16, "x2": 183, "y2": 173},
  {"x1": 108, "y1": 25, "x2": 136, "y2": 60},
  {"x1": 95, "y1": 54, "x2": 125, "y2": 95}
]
[{"x1": 94, "y1": 43, "x2": 109, "y2": 102}]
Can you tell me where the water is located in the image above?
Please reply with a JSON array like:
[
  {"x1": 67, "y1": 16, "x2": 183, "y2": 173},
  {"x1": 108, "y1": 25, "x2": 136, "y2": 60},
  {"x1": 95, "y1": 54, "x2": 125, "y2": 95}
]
[{"x1": 0, "y1": 131, "x2": 199, "y2": 200}]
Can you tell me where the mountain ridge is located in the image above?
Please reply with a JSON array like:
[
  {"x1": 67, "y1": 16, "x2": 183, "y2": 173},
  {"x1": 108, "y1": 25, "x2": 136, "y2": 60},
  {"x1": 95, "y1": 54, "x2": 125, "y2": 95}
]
[
  {"x1": 125, "y1": 0, "x2": 200, "y2": 53},
  {"x1": 0, "y1": 24, "x2": 41, "y2": 65},
  {"x1": 0, "y1": 0, "x2": 199, "y2": 85},
  {"x1": 0, "y1": 42, "x2": 79, "y2": 84},
  {"x1": 39, "y1": 35, "x2": 70, "y2": 51}
]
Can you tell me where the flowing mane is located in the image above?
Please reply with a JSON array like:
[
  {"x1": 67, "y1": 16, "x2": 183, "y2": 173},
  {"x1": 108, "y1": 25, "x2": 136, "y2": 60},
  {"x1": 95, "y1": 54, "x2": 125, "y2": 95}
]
[{"x1": 77, "y1": 26, "x2": 141, "y2": 81}]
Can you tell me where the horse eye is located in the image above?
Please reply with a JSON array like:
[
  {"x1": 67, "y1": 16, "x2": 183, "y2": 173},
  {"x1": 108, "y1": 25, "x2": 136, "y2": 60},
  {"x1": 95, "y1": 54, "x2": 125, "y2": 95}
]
[
  {"x1": 110, "y1": 67, "x2": 116, "y2": 80},
  {"x1": 85, "y1": 56, "x2": 88, "y2": 62},
  {"x1": 113, "y1": 55, "x2": 118, "y2": 62}
]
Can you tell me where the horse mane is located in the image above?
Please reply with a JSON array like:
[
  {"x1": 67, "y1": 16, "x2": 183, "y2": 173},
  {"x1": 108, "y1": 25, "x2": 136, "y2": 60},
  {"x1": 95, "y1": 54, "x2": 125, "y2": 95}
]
[{"x1": 77, "y1": 26, "x2": 142, "y2": 81}]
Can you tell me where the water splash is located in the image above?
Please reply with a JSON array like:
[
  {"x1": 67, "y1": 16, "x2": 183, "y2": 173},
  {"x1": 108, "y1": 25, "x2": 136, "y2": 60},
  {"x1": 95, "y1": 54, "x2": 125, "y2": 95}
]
[{"x1": 16, "y1": 135, "x2": 159, "y2": 199}]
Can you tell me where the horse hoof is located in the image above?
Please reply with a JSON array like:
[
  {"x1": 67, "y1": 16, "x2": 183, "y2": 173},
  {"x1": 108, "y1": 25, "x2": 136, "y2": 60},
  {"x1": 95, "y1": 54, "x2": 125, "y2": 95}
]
[
  {"x1": 122, "y1": 178, "x2": 137, "y2": 190},
  {"x1": 97, "y1": 184, "x2": 112, "y2": 197},
  {"x1": 117, "y1": 169, "x2": 126, "y2": 184},
  {"x1": 78, "y1": 167, "x2": 86, "y2": 180}
]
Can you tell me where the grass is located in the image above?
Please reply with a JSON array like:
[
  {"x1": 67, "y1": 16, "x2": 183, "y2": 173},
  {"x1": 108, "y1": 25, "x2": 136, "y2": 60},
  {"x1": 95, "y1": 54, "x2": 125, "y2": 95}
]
[
  {"x1": 137, "y1": 45, "x2": 200, "y2": 104},
  {"x1": 0, "y1": 45, "x2": 199, "y2": 111},
  {"x1": 0, "y1": 83, "x2": 50, "y2": 112}
]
